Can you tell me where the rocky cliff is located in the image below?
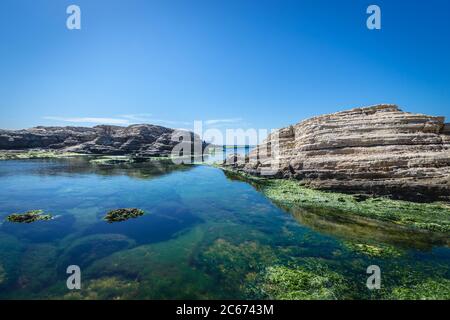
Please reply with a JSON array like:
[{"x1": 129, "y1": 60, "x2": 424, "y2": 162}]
[
  {"x1": 0, "y1": 124, "x2": 204, "y2": 157},
  {"x1": 228, "y1": 105, "x2": 450, "y2": 202}
]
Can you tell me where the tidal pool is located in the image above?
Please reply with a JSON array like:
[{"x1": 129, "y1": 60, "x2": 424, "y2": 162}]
[{"x1": 0, "y1": 157, "x2": 448, "y2": 299}]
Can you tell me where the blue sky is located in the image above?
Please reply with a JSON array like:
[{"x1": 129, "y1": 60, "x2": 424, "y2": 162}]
[{"x1": 0, "y1": 0, "x2": 449, "y2": 131}]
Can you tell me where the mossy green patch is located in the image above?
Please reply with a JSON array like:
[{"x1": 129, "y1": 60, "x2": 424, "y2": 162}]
[
  {"x1": 63, "y1": 276, "x2": 140, "y2": 300},
  {"x1": 84, "y1": 225, "x2": 217, "y2": 299},
  {"x1": 198, "y1": 238, "x2": 278, "y2": 296},
  {"x1": 104, "y1": 208, "x2": 145, "y2": 223},
  {"x1": 6, "y1": 210, "x2": 53, "y2": 223},
  {"x1": 89, "y1": 156, "x2": 134, "y2": 165},
  {"x1": 0, "y1": 150, "x2": 83, "y2": 160},
  {"x1": 221, "y1": 168, "x2": 450, "y2": 233},
  {"x1": 258, "y1": 263, "x2": 348, "y2": 300},
  {"x1": 17, "y1": 244, "x2": 58, "y2": 292},
  {"x1": 389, "y1": 278, "x2": 450, "y2": 300},
  {"x1": 0, "y1": 233, "x2": 23, "y2": 290},
  {"x1": 343, "y1": 241, "x2": 404, "y2": 258}
]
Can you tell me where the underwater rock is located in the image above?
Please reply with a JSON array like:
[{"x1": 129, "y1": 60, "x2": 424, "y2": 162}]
[
  {"x1": 104, "y1": 208, "x2": 145, "y2": 223},
  {"x1": 0, "y1": 264, "x2": 6, "y2": 285},
  {"x1": 389, "y1": 279, "x2": 450, "y2": 300},
  {"x1": 17, "y1": 244, "x2": 58, "y2": 291},
  {"x1": 58, "y1": 234, "x2": 135, "y2": 270},
  {"x1": 343, "y1": 241, "x2": 403, "y2": 258},
  {"x1": 63, "y1": 276, "x2": 140, "y2": 300},
  {"x1": 222, "y1": 170, "x2": 450, "y2": 234},
  {"x1": 197, "y1": 238, "x2": 278, "y2": 297},
  {"x1": 259, "y1": 264, "x2": 348, "y2": 300},
  {"x1": 6, "y1": 210, "x2": 53, "y2": 223}
]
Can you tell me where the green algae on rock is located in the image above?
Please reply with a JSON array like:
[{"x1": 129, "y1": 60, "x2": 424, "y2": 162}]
[
  {"x1": 104, "y1": 208, "x2": 145, "y2": 223},
  {"x1": 221, "y1": 168, "x2": 450, "y2": 234},
  {"x1": 6, "y1": 210, "x2": 53, "y2": 223},
  {"x1": 63, "y1": 276, "x2": 140, "y2": 300},
  {"x1": 0, "y1": 150, "x2": 82, "y2": 160},
  {"x1": 259, "y1": 264, "x2": 348, "y2": 300},
  {"x1": 343, "y1": 241, "x2": 404, "y2": 258},
  {"x1": 90, "y1": 156, "x2": 136, "y2": 165},
  {"x1": 198, "y1": 238, "x2": 278, "y2": 296},
  {"x1": 389, "y1": 278, "x2": 450, "y2": 300}
]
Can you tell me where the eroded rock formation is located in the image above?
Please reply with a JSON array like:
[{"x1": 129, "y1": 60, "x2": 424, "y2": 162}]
[
  {"x1": 0, "y1": 124, "x2": 204, "y2": 157},
  {"x1": 229, "y1": 105, "x2": 450, "y2": 202}
]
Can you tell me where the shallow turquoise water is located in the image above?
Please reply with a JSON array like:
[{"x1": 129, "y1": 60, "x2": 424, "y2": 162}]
[{"x1": 0, "y1": 157, "x2": 448, "y2": 299}]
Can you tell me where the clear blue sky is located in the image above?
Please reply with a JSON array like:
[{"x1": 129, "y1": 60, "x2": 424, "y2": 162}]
[{"x1": 0, "y1": 0, "x2": 449, "y2": 131}]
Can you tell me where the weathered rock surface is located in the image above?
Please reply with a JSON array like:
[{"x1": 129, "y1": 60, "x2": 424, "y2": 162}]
[
  {"x1": 228, "y1": 105, "x2": 450, "y2": 202},
  {"x1": 0, "y1": 124, "x2": 204, "y2": 157}
]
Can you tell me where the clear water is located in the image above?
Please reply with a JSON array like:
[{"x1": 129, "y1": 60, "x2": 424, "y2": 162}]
[{"x1": 0, "y1": 157, "x2": 448, "y2": 299}]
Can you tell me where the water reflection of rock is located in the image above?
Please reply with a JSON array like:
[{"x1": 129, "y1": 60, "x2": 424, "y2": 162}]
[
  {"x1": 22, "y1": 157, "x2": 195, "y2": 180},
  {"x1": 1, "y1": 214, "x2": 76, "y2": 243},
  {"x1": 288, "y1": 206, "x2": 449, "y2": 250}
]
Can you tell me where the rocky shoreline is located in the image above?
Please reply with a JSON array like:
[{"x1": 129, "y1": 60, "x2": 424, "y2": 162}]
[
  {"x1": 221, "y1": 167, "x2": 450, "y2": 237},
  {"x1": 2, "y1": 105, "x2": 450, "y2": 202},
  {"x1": 225, "y1": 105, "x2": 450, "y2": 202},
  {"x1": 0, "y1": 124, "x2": 205, "y2": 157}
]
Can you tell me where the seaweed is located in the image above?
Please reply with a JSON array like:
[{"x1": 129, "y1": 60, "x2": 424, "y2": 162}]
[
  {"x1": 342, "y1": 241, "x2": 404, "y2": 258},
  {"x1": 103, "y1": 208, "x2": 145, "y2": 223},
  {"x1": 258, "y1": 263, "x2": 349, "y2": 300},
  {"x1": 388, "y1": 278, "x2": 450, "y2": 300},
  {"x1": 63, "y1": 276, "x2": 140, "y2": 300},
  {"x1": 6, "y1": 210, "x2": 53, "y2": 223},
  {"x1": 0, "y1": 150, "x2": 83, "y2": 160},
  {"x1": 221, "y1": 168, "x2": 450, "y2": 234}
]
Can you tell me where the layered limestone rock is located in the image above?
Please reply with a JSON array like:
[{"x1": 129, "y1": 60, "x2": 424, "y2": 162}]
[
  {"x1": 0, "y1": 124, "x2": 204, "y2": 157},
  {"x1": 230, "y1": 105, "x2": 450, "y2": 202}
]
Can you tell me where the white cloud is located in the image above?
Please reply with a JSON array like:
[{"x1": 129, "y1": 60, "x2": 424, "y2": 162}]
[
  {"x1": 204, "y1": 118, "x2": 243, "y2": 125},
  {"x1": 120, "y1": 114, "x2": 153, "y2": 122},
  {"x1": 43, "y1": 114, "x2": 191, "y2": 127},
  {"x1": 43, "y1": 115, "x2": 245, "y2": 128},
  {"x1": 43, "y1": 116, "x2": 131, "y2": 125}
]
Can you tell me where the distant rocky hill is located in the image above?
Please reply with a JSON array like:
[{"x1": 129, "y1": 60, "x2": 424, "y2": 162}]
[
  {"x1": 0, "y1": 124, "x2": 204, "y2": 157},
  {"x1": 227, "y1": 105, "x2": 450, "y2": 202}
]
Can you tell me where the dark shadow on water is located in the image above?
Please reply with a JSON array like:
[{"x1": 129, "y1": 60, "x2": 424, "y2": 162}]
[{"x1": 1, "y1": 214, "x2": 76, "y2": 243}]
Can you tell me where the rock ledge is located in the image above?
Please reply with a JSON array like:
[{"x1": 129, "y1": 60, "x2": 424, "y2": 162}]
[{"x1": 229, "y1": 105, "x2": 450, "y2": 202}]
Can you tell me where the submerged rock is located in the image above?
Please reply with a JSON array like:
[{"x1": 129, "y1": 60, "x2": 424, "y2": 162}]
[
  {"x1": 0, "y1": 264, "x2": 5, "y2": 285},
  {"x1": 63, "y1": 276, "x2": 140, "y2": 300},
  {"x1": 389, "y1": 279, "x2": 450, "y2": 300},
  {"x1": 6, "y1": 210, "x2": 53, "y2": 223},
  {"x1": 222, "y1": 168, "x2": 450, "y2": 233},
  {"x1": 228, "y1": 105, "x2": 450, "y2": 202},
  {"x1": 104, "y1": 208, "x2": 145, "y2": 223},
  {"x1": 58, "y1": 234, "x2": 135, "y2": 269},
  {"x1": 343, "y1": 241, "x2": 403, "y2": 258},
  {"x1": 259, "y1": 264, "x2": 348, "y2": 300}
]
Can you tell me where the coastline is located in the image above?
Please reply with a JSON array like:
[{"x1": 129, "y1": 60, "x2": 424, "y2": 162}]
[{"x1": 220, "y1": 167, "x2": 450, "y2": 235}]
